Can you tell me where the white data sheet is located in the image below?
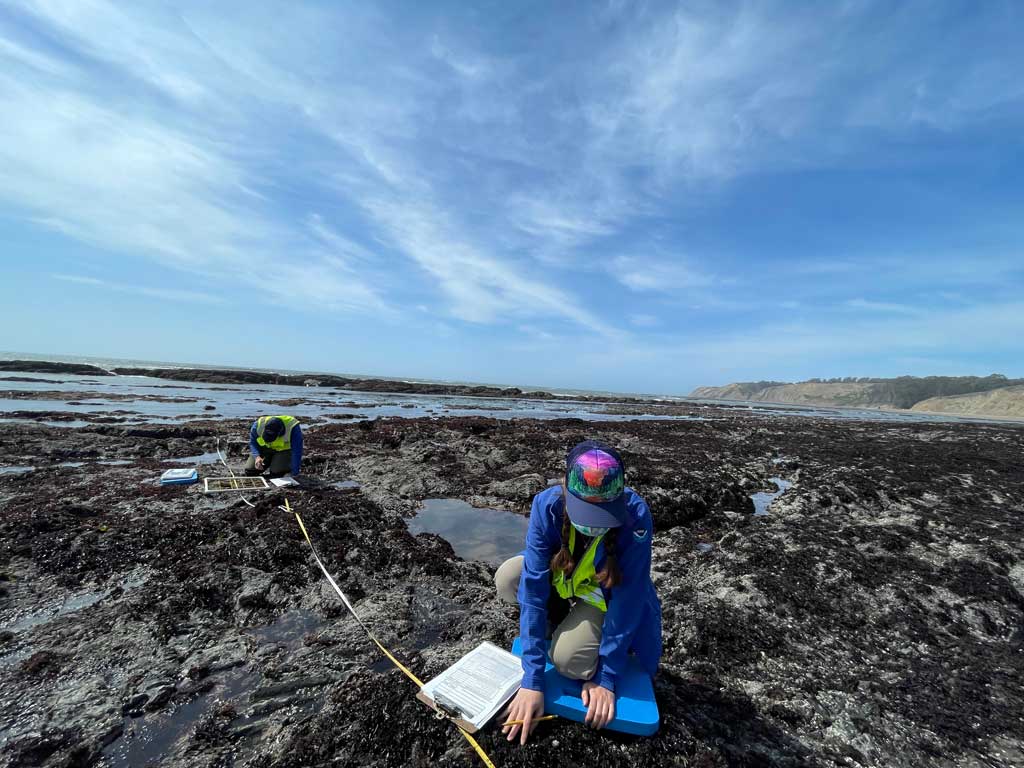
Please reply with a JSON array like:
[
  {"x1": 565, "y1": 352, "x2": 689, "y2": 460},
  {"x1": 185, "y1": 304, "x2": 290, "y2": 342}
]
[{"x1": 419, "y1": 641, "x2": 523, "y2": 730}]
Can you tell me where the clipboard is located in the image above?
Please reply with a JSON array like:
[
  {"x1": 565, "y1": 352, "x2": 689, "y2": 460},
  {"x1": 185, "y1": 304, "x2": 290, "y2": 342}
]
[
  {"x1": 416, "y1": 690, "x2": 488, "y2": 733},
  {"x1": 416, "y1": 641, "x2": 523, "y2": 733}
]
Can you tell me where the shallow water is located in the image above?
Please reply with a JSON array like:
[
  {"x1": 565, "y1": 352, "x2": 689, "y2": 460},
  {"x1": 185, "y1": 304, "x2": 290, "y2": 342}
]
[
  {"x1": 407, "y1": 498, "x2": 529, "y2": 567},
  {"x1": 2, "y1": 590, "x2": 108, "y2": 633},
  {"x1": 751, "y1": 477, "x2": 793, "y2": 515},
  {"x1": 0, "y1": 370, "x2": 702, "y2": 425},
  {"x1": 164, "y1": 452, "x2": 223, "y2": 465},
  {"x1": 105, "y1": 607, "x2": 330, "y2": 767},
  {"x1": 245, "y1": 609, "x2": 322, "y2": 650},
  {"x1": 103, "y1": 665, "x2": 260, "y2": 768},
  {"x1": 2, "y1": 570, "x2": 148, "y2": 633},
  {"x1": 0, "y1": 466, "x2": 34, "y2": 476},
  {"x1": 3, "y1": 366, "x2": 1013, "y2": 427}
]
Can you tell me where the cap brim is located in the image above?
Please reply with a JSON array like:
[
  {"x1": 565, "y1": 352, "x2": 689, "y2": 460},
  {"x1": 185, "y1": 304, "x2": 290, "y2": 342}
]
[{"x1": 565, "y1": 492, "x2": 626, "y2": 528}]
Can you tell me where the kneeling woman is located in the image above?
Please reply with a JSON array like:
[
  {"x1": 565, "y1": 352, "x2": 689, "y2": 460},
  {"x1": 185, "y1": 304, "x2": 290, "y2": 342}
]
[{"x1": 496, "y1": 440, "x2": 661, "y2": 744}]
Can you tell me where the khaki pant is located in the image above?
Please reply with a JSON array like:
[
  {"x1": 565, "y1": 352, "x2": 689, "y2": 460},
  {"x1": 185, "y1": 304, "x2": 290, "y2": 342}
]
[
  {"x1": 495, "y1": 555, "x2": 604, "y2": 681},
  {"x1": 244, "y1": 448, "x2": 292, "y2": 478}
]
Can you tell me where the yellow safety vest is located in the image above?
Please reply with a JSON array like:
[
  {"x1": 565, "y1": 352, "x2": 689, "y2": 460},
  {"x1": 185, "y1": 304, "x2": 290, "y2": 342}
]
[
  {"x1": 551, "y1": 525, "x2": 608, "y2": 612},
  {"x1": 256, "y1": 415, "x2": 299, "y2": 452}
]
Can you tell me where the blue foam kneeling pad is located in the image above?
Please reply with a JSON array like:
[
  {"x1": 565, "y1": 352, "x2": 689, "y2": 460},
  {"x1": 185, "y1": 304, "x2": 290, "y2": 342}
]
[{"x1": 511, "y1": 637, "x2": 659, "y2": 736}]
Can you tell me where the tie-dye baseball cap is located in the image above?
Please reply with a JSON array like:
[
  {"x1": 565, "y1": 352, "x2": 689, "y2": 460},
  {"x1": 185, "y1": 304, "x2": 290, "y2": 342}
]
[{"x1": 564, "y1": 440, "x2": 627, "y2": 528}]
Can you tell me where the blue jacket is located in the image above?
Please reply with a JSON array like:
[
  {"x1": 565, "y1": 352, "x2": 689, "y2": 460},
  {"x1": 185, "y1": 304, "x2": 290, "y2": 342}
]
[
  {"x1": 249, "y1": 421, "x2": 303, "y2": 476},
  {"x1": 517, "y1": 485, "x2": 662, "y2": 693}
]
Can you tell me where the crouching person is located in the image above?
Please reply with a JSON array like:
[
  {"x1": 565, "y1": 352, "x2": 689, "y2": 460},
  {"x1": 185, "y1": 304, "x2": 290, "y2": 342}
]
[
  {"x1": 244, "y1": 415, "x2": 303, "y2": 479},
  {"x1": 496, "y1": 440, "x2": 661, "y2": 744}
]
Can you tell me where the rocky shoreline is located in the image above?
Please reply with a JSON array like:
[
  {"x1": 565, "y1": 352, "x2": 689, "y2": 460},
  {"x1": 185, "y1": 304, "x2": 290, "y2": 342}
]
[
  {"x1": 0, "y1": 361, "x2": 667, "y2": 406},
  {"x1": 1, "y1": 411, "x2": 1022, "y2": 767}
]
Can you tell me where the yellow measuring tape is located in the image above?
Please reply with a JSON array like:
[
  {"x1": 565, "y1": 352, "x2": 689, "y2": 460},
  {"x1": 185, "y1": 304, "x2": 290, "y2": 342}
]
[{"x1": 284, "y1": 499, "x2": 498, "y2": 768}]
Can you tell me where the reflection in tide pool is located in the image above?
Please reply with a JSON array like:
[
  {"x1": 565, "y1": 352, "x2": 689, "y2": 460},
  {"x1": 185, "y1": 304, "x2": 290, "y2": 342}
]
[
  {"x1": 408, "y1": 498, "x2": 529, "y2": 567},
  {"x1": 752, "y1": 477, "x2": 793, "y2": 515}
]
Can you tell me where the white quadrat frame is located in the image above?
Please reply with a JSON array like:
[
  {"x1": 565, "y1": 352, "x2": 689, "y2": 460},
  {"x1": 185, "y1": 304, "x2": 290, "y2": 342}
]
[{"x1": 203, "y1": 476, "x2": 270, "y2": 493}]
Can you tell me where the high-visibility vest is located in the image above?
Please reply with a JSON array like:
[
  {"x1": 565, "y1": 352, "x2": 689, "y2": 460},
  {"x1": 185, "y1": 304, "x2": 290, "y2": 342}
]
[
  {"x1": 255, "y1": 415, "x2": 299, "y2": 452},
  {"x1": 551, "y1": 524, "x2": 608, "y2": 612}
]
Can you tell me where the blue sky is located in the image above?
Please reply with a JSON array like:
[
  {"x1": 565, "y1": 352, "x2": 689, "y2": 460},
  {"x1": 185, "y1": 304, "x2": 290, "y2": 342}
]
[{"x1": 1, "y1": 1, "x2": 1022, "y2": 395}]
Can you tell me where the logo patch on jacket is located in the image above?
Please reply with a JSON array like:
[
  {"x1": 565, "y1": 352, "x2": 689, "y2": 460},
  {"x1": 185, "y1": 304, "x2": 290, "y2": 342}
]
[{"x1": 633, "y1": 527, "x2": 649, "y2": 542}]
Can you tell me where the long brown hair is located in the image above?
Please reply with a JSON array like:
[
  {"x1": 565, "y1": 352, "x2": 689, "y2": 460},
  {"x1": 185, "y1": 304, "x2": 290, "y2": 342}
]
[{"x1": 550, "y1": 484, "x2": 622, "y2": 589}]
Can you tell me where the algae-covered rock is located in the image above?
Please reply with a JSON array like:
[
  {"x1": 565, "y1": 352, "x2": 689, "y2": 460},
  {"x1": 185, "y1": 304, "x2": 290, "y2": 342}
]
[{"x1": 0, "y1": 412, "x2": 1021, "y2": 767}]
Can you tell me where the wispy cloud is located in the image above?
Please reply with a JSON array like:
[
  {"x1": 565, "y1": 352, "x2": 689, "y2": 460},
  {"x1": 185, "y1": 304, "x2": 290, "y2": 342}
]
[
  {"x1": 2, "y1": 1, "x2": 1022, "y2": 390},
  {"x1": 306, "y1": 215, "x2": 378, "y2": 270},
  {"x1": 629, "y1": 314, "x2": 660, "y2": 328},
  {"x1": 0, "y1": 6, "x2": 391, "y2": 317},
  {"x1": 491, "y1": 2, "x2": 1024, "y2": 270},
  {"x1": 639, "y1": 299, "x2": 1024, "y2": 388},
  {"x1": 509, "y1": 198, "x2": 617, "y2": 254},
  {"x1": 0, "y1": 34, "x2": 70, "y2": 76},
  {"x1": 792, "y1": 260, "x2": 865, "y2": 276},
  {"x1": 52, "y1": 273, "x2": 225, "y2": 305},
  {"x1": 359, "y1": 195, "x2": 621, "y2": 336},
  {"x1": 845, "y1": 298, "x2": 924, "y2": 316},
  {"x1": 429, "y1": 35, "x2": 493, "y2": 81},
  {"x1": 613, "y1": 255, "x2": 716, "y2": 293}
]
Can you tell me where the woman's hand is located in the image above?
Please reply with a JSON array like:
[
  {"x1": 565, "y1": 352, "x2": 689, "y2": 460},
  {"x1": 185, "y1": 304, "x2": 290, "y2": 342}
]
[
  {"x1": 255, "y1": 456, "x2": 265, "y2": 470},
  {"x1": 581, "y1": 681, "x2": 615, "y2": 729},
  {"x1": 501, "y1": 687, "x2": 545, "y2": 745}
]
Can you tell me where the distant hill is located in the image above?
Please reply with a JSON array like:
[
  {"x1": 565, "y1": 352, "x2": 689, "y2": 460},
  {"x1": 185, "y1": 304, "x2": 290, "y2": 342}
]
[
  {"x1": 912, "y1": 384, "x2": 1024, "y2": 418},
  {"x1": 690, "y1": 374, "x2": 1024, "y2": 415}
]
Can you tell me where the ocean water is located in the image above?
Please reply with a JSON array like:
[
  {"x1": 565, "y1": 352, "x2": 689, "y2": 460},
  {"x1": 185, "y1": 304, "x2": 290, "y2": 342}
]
[
  {"x1": 0, "y1": 351, "x2": 643, "y2": 400},
  {"x1": 0, "y1": 353, "x2": 1014, "y2": 426},
  {"x1": 0, "y1": 363, "x2": 693, "y2": 426}
]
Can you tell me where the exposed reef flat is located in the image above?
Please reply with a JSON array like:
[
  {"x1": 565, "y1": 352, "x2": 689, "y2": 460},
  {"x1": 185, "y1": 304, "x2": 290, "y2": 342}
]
[{"x1": 1, "y1": 412, "x2": 1022, "y2": 767}]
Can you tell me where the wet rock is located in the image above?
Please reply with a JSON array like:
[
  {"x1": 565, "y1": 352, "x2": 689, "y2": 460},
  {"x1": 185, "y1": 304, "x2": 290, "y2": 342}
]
[
  {"x1": 231, "y1": 720, "x2": 267, "y2": 739},
  {"x1": 235, "y1": 568, "x2": 275, "y2": 610},
  {"x1": 182, "y1": 640, "x2": 248, "y2": 678},
  {"x1": 248, "y1": 684, "x2": 321, "y2": 708},
  {"x1": 122, "y1": 692, "x2": 149, "y2": 716},
  {"x1": 143, "y1": 680, "x2": 177, "y2": 711},
  {"x1": 176, "y1": 678, "x2": 216, "y2": 698},
  {"x1": 0, "y1": 360, "x2": 112, "y2": 375},
  {"x1": 18, "y1": 650, "x2": 62, "y2": 677},
  {"x1": 485, "y1": 473, "x2": 545, "y2": 500}
]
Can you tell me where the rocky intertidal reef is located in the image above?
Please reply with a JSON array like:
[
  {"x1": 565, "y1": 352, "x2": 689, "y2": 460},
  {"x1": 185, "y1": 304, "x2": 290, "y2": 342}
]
[
  {"x1": 0, "y1": 391, "x2": 200, "y2": 404},
  {"x1": 0, "y1": 414, "x2": 1022, "y2": 767},
  {"x1": 105, "y1": 366, "x2": 689, "y2": 408},
  {"x1": 0, "y1": 361, "x2": 113, "y2": 376}
]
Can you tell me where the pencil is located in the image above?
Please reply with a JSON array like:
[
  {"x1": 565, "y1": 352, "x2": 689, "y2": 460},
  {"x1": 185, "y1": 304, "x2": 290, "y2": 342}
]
[{"x1": 501, "y1": 715, "x2": 557, "y2": 727}]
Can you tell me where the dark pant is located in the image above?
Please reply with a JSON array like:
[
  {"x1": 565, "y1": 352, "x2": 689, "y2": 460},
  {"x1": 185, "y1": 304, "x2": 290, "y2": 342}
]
[{"x1": 244, "y1": 448, "x2": 292, "y2": 478}]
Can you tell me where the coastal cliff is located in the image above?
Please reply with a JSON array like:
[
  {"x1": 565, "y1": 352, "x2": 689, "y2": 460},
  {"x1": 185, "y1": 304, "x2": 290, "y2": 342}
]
[
  {"x1": 912, "y1": 384, "x2": 1024, "y2": 418},
  {"x1": 691, "y1": 375, "x2": 1024, "y2": 417}
]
